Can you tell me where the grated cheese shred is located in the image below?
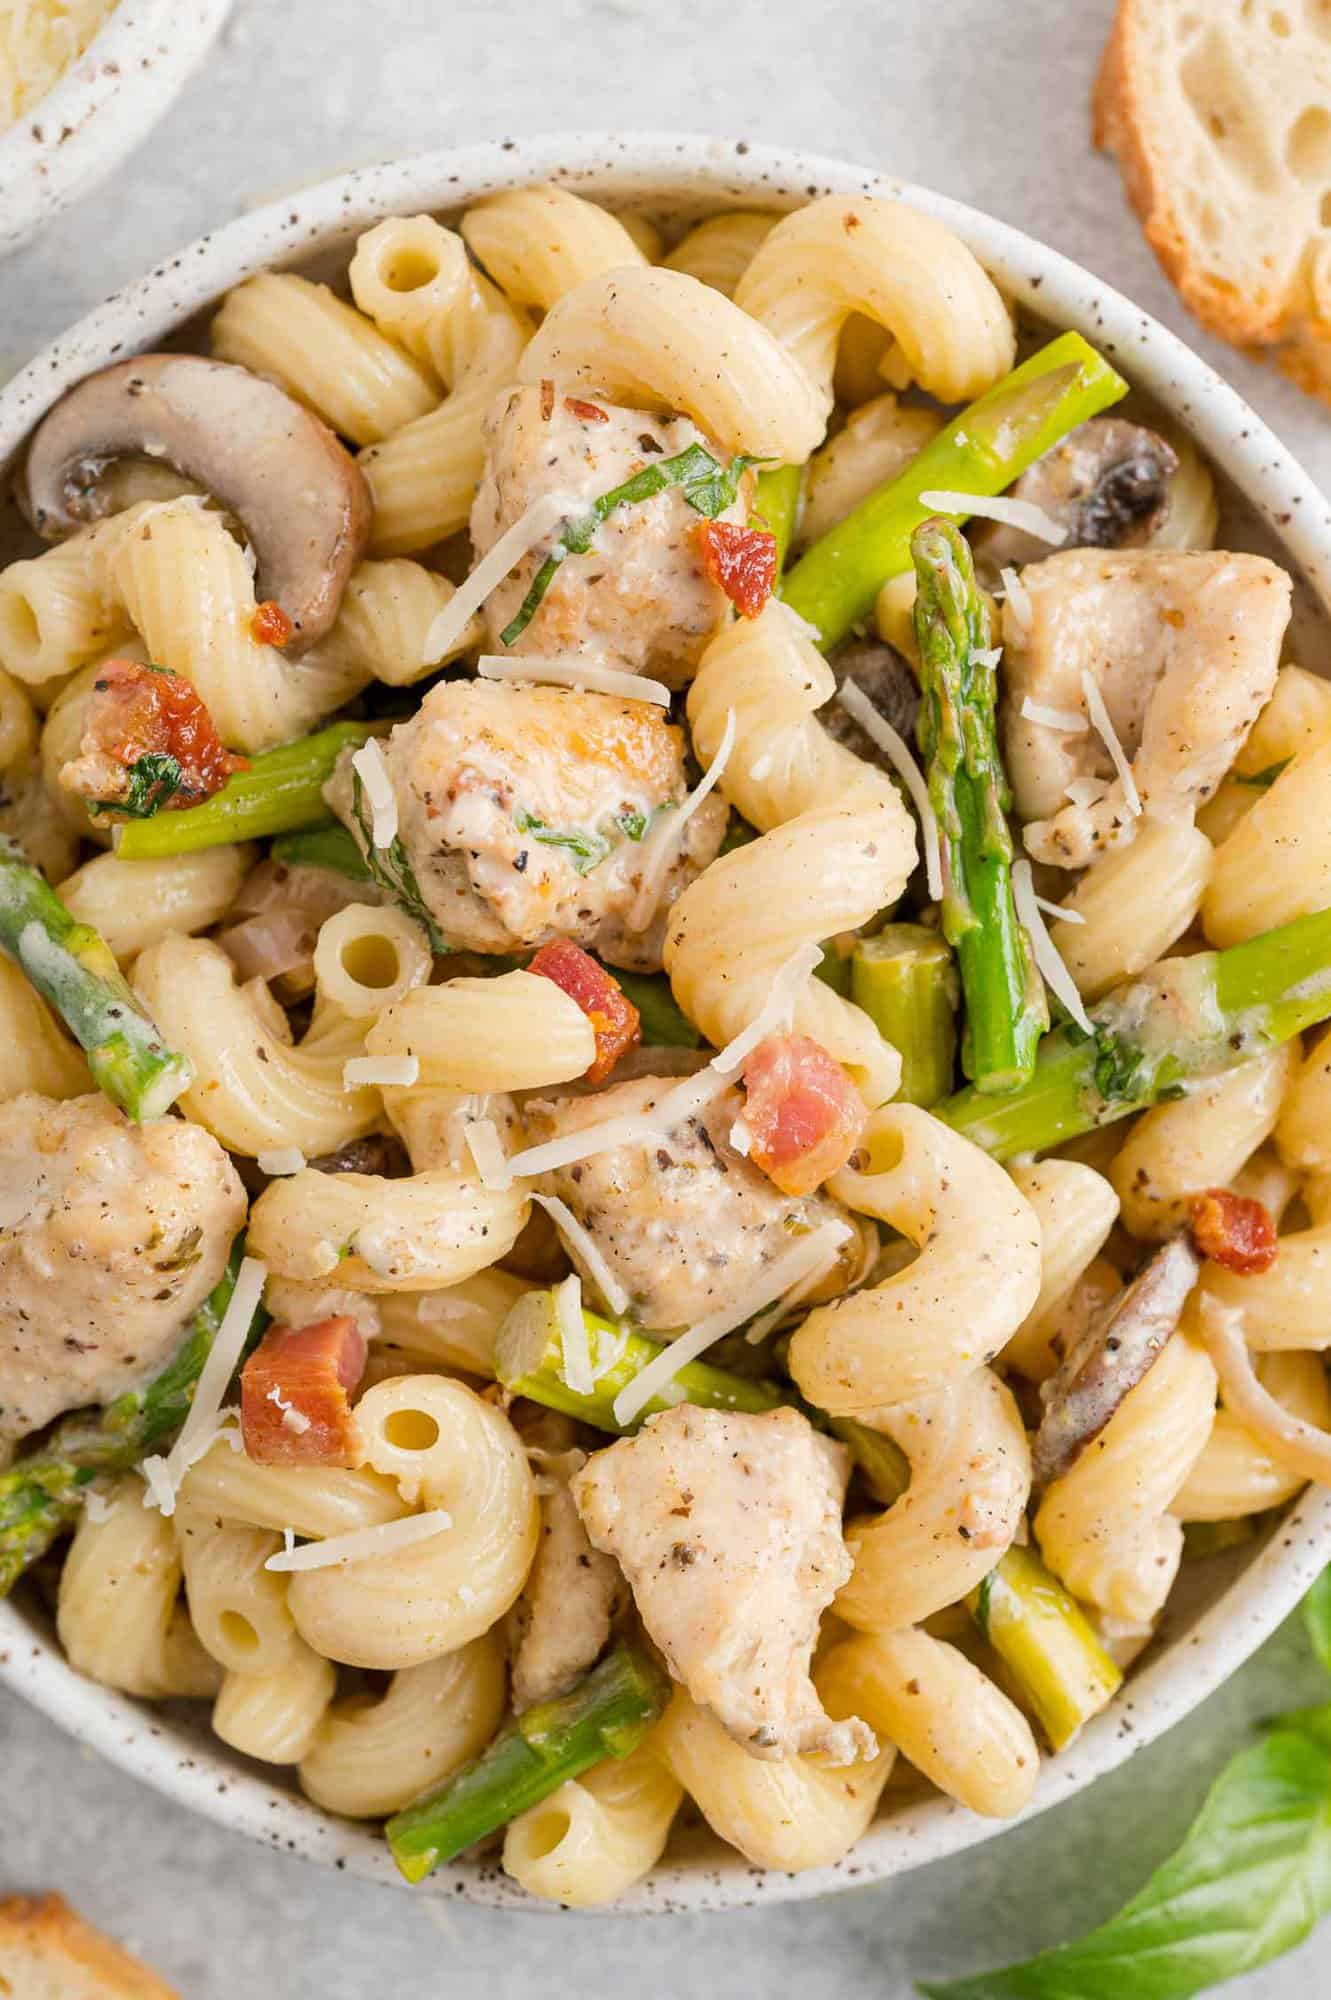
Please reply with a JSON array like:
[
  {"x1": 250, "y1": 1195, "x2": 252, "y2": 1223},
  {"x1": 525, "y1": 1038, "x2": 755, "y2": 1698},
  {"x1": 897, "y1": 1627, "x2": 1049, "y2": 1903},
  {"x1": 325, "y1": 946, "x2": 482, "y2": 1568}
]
[
  {"x1": 837, "y1": 679, "x2": 943, "y2": 902},
  {"x1": 343, "y1": 1054, "x2": 419, "y2": 1089},
  {"x1": 140, "y1": 1256, "x2": 268, "y2": 1515},
  {"x1": 532, "y1": 1192, "x2": 630, "y2": 1316},
  {"x1": 919, "y1": 490, "x2": 1069, "y2": 546},
  {"x1": 626, "y1": 706, "x2": 736, "y2": 933},
  {"x1": 1081, "y1": 669, "x2": 1142, "y2": 818},
  {"x1": 477, "y1": 653, "x2": 671, "y2": 707},
  {"x1": 351, "y1": 738, "x2": 398, "y2": 850},
  {"x1": 264, "y1": 1509, "x2": 454, "y2": 1573},
  {"x1": 554, "y1": 1272, "x2": 594, "y2": 1396},
  {"x1": 1012, "y1": 859, "x2": 1092, "y2": 1035},
  {"x1": 465, "y1": 1117, "x2": 512, "y2": 1191},
  {"x1": 423, "y1": 492, "x2": 580, "y2": 662},
  {"x1": 1020, "y1": 696, "x2": 1086, "y2": 733}
]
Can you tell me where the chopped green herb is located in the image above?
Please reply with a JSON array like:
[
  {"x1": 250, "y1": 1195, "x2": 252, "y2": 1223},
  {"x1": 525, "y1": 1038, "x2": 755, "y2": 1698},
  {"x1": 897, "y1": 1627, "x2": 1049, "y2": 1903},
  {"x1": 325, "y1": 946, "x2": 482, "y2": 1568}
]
[
  {"x1": 1238, "y1": 758, "x2": 1292, "y2": 788},
  {"x1": 500, "y1": 443, "x2": 762, "y2": 645},
  {"x1": 90, "y1": 751, "x2": 186, "y2": 821},
  {"x1": 615, "y1": 807, "x2": 649, "y2": 842},
  {"x1": 513, "y1": 809, "x2": 611, "y2": 876}
]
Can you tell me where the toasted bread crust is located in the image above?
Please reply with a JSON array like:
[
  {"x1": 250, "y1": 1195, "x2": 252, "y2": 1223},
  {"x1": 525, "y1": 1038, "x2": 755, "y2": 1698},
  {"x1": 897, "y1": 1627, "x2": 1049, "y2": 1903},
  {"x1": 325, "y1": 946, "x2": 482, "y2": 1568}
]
[{"x1": 0, "y1": 1894, "x2": 179, "y2": 1999}]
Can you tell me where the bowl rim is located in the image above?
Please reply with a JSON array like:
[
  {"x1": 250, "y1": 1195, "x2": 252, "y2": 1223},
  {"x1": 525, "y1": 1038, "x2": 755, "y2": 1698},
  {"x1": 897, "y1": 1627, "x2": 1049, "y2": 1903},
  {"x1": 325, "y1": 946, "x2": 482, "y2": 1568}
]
[
  {"x1": 0, "y1": 0, "x2": 233, "y2": 260},
  {"x1": 3, "y1": 127, "x2": 1331, "y2": 1916}
]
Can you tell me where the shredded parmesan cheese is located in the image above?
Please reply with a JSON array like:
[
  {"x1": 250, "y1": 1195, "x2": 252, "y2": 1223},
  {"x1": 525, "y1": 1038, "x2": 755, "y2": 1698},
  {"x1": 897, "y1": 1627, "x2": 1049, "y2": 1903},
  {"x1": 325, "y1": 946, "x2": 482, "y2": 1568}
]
[
  {"x1": 745, "y1": 1223, "x2": 853, "y2": 1344},
  {"x1": 465, "y1": 1117, "x2": 512, "y2": 1191},
  {"x1": 264, "y1": 1509, "x2": 454, "y2": 1573},
  {"x1": 423, "y1": 492, "x2": 578, "y2": 662},
  {"x1": 626, "y1": 706, "x2": 736, "y2": 933},
  {"x1": 343, "y1": 1054, "x2": 419, "y2": 1089},
  {"x1": 477, "y1": 653, "x2": 670, "y2": 707},
  {"x1": 1034, "y1": 892, "x2": 1085, "y2": 926},
  {"x1": 999, "y1": 566, "x2": 1032, "y2": 637},
  {"x1": 837, "y1": 679, "x2": 943, "y2": 902},
  {"x1": 141, "y1": 1256, "x2": 268, "y2": 1516},
  {"x1": 1020, "y1": 697, "x2": 1086, "y2": 733},
  {"x1": 729, "y1": 1117, "x2": 752, "y2": 1158},
  {"x1": 531, "y1": 1192, "x2": 631, "y2": 1316},
  {"x1": 554, "y1": 1272, "x2": 594, "y2": 1396},
  {"x1": 710, "y1": 941, "x2": 822, "y2": 1074},
  {"x1": 919, "y1": 490, "x2": 1069, "y2": 546},
  {"x1": 257, "y1": 1148, "x2": 306, "y2": 1177},
  {"x1": 1012, "y1": 859, "x2": 1092, "y2": 1035},
  {"x1": 351, "y1": 738, "x2": 398, "y2": 850},
  {"x1": 82, "y1": 1484, "x2": 116, "y2": 1525},
  {"x1": 611, "y1": 1221, "x2": 853, "y2": 1426},
  {"x1": 1081, "y1": 669, "x2": 1142, "y2": 818}
]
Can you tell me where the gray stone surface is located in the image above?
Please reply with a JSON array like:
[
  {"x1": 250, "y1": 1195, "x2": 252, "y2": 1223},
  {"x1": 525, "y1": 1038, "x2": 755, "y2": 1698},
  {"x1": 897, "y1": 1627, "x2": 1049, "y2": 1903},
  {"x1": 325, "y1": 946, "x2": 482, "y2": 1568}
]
[{"x1": 4, "y1": 0, "x2": 1331, "y2": 1992}]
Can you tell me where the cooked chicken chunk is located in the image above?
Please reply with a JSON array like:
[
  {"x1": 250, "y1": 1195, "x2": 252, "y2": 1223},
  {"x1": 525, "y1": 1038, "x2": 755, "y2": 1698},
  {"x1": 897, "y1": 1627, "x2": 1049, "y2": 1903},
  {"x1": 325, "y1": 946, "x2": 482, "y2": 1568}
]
[
  {"x1": 573, "y1": 1405, "x2": 873, "y2": 1764},
  {"x1": 471, "y1": 388, "x2": 743, "y2": 685},
  {"x1": 974, "y1": 418, "x2": 1179, "y2": 570},
  {"x1": 1003, "y1": 550, "x2": 1289, "y2": 868},
  {"x1": 510, "y1": 1462, "x2": 624, "y2": 1711},
  {"x1": 326, "y1": 682, "x2": 727, "y2": 971},
  {"x1": 524, "y1": 1074, "x2": 858, "y2": 1331},
  {"x1": 0, "y1": 1093, "x2": 245, "y2": 1452}
]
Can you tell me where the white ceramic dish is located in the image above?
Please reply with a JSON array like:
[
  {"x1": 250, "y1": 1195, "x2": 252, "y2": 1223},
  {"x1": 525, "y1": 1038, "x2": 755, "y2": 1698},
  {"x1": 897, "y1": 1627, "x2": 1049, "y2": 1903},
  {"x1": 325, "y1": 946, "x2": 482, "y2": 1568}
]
[
  {"x1": 0, "y1": 0, "x2": 232, "y2": 259},
  {"x1": 2, "y1": 131, "x2": 1331, "y2": 1914}
]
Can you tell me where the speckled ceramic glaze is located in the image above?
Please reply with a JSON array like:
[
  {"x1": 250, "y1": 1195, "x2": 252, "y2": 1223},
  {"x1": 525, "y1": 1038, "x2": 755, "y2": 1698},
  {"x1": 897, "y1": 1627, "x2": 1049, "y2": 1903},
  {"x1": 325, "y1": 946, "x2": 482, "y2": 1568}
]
[
  {"x1": 0, "y1": 0, "x2": 232, "y2": 258},
  {"x1": 2, "y1": 133, "x2": 1331, "y2": 1914}
]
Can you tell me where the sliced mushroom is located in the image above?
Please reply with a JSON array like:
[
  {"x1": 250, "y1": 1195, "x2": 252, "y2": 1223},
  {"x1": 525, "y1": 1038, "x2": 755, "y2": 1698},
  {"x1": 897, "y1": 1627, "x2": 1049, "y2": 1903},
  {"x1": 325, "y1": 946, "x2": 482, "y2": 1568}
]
[
  {"x1": 973, "y1": 418, "x2": 1179, "y2": 570},
  {"x1": 1031, "y1": 1235, "x2": 1200, "y2": 1487},
  {"x1": 308, "y1": 1133, "x2": 412, "y2": 1179},
  {"x1": 20, "y1": 355, "x2": 371, "y2": 648},
  {"x1": 825, "y1": 638, "x2": 920, "y2": 755}
]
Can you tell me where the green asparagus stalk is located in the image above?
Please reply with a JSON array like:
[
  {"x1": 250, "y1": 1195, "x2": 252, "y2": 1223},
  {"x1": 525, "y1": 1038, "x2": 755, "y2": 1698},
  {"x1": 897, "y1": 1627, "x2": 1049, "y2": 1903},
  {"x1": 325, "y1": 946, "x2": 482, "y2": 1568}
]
[
  {"x1": 609, "y1": 969, "x2": 701, "y2": 1048},
  {"x1": 0, "y1": 837, "x2": 191, "y2": 1119},
  {"x1": 0, "y1": 1238, "x2": 260, "y2": 1594},
  {"x1": 386, "y1": 1643, "x2": 670, "y2": 1882},
  {"x1": 939, "y1": 904, "x2": 1331, "y2": 1160},
  {"x1": 115, "y1": 722, "x2": 382, "y2": 859},
  {"x1": 269, "y1": 822, "x2": 372, "y2": 880},
  {"x1": 815, "y1": 939, "x2": 855, "y2": 998},
  {"x1": 852, "y1": 925, "x2": 959, "y2": 1107},
  {"x1": 971, "y1": 1545, "x2": 1122, "y2": 1752},
  {"x1": 782, "y1": 332, "x2": 1128, "y2": 649},
  {"x1": 755, "y1": 463, "x2": 803, "y2": 569},
  {"x1": 913, "y1": 519, "x2": 1047, "y2": 1092}
]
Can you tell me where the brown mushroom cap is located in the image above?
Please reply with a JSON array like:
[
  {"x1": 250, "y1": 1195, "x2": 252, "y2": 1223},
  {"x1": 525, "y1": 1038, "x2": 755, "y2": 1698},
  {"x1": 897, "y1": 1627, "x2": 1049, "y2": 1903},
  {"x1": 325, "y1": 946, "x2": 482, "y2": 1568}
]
[
  {"x1": 1031, "y1": 1234, "x2": 1201, "y2": 1487},
  {"x1": 973, "y1": 417, "x2": 1180, "y2": 571},
  {"x1": 20, "y1": 355, "x2": 371, "y2": 650}
]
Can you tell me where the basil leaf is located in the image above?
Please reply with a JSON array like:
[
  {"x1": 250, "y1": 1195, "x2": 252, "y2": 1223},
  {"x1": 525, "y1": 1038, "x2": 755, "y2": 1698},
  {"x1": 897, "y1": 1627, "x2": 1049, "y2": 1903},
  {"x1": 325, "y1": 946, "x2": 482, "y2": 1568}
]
[
  {"x1": 349, "y1": 772, "x2": 450, "y2": 954},
  {"x1": 1237, "y1": 759, "x2": 1291, "y2": 789},
  {"x1": 90, "y1": 751, "x2": 185, "y2": 820},
  {"x1": 1307, "y1": 1568, "x2": 1331, "y2": 1679},
  {"x1": 681, "y1": 451, "x2": 762, "y2": 520},
  {"x1": 920, "y1": 1726, "x2": 1331, "y2": 2000},
  {"x1": 615, "y1": 807, "x2": 648, "y2": 842},
  {"x1": 514, "y1": 808, "x2": 611, "y2": 876}
]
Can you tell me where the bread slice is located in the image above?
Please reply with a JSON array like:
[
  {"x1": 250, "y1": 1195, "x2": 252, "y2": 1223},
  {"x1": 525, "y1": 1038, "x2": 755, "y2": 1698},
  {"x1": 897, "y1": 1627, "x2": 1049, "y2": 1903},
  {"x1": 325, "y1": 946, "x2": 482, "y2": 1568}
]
[
  {"x1": 0, "y1": 1895, "x2": 178, "y2": 1999},
  {"x1": 1094, "y1": 0, "x2": 1331, "y2": 401}
]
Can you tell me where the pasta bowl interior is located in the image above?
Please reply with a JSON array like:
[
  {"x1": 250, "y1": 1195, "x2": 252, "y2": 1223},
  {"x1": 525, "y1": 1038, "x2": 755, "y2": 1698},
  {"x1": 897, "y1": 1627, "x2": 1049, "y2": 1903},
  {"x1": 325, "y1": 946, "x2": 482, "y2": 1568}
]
[{"x1": 2, "y1": 133, "x2": 1331, "y2": 1915}]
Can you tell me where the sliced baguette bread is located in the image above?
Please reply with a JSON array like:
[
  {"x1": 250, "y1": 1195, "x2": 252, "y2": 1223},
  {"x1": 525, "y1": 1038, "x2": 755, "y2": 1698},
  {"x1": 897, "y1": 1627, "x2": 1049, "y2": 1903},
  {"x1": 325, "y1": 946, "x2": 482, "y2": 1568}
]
[
  {"x1": 0, "y1": 1895, "x2": 179, "y2": 1999},
  {"x1": 1094, "y1": 0, "x2": 1331, "y2": 401}
]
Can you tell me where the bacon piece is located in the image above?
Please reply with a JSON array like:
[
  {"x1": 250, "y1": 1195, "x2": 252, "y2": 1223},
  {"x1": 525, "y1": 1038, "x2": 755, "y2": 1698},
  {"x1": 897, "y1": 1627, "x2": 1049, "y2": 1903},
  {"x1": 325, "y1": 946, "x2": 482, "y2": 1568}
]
[
  {"x1": 565, "y1": 396, "x2": 610, "y2": 423},
  {"x1": 698, "y1": 519, "x2": 778, "y2": 619},
  {"x1": 529, "y1": 940, "x2": 641, "y2": 1084},
  {"x1": 1189, "y1": 1188, "x2": 1279, "y2": 1276},
  {"x1": 741, "y1": 1032, "x2": 865, "y2": 1196},
  {"x1": 240, "y1": 1315, "x2": 367, "y2": 1467},
  {"x1": 60, "y1": 656, "x2": 247, "y2": 816},
  {"x1": 251, "y1": 599, "x2": 293, "y2": 647}
]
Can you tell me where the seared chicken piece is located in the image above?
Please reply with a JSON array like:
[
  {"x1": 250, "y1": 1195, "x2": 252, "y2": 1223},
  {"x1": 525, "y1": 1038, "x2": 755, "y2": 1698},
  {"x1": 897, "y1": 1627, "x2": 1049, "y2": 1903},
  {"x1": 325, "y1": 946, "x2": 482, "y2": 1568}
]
[
  {"x1": 471, "y1": 388, "x2": 742, "y2": 685},
  {"x1": 1003, "y1": 549, "x2": 1288, "y2": 868},
  {"x1": 326, "y1": 682, "x2": 727, "y2": 971},
  {"x1": 524, "y1": 1074, "x2": 858, "y2": 1331},
  {"x1": 974, "y1": 418, "x2": 1179, "y2": 570},
  {"x1": 0, "y1": 1093, "x2": 245, "y2": 1453},
  {"x1": 573, "y1": 1404, "x2": 873, "y2": 1764}
]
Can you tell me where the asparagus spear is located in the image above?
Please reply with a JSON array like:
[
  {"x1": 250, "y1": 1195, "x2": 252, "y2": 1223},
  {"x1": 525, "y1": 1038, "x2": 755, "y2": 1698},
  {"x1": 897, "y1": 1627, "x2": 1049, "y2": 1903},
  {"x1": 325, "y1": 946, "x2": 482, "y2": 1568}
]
[
  {"x1": 782, "y1": 332, "x2": 1128, "y2": 650},
  {"x1": 269, "y1": 823, "x2": 372, "y2": 880},
  {"x1": 754, "y1": 463, "x2": 803, "y2": 569},
  {"x1": 115, "y1": 722, "x2": 382, "y2": 858},
  {"x1": 386, "y1": 1643, "x2": 669, "y2": 1882},
  {"x1": 971, "y1": 1545, "x2": 1122, "y2": 1751},
  {"x1": 815, "y1": 939, "x2": 855, "y2": 998},
  {"x1": 0, "y1": 1239, "x2": 259, "y2": 1594},
  {"x1": 852, "y1": 925, "x2": 959, "y2": 1107},
  {"x1": 913, "y1": 519, "x2": 1047, "y2": 1093},
  {"x1": 0, "y1": 837, "x2": 191, "y2": 1120},
  {"x1": 939, "y1": 905, "x2": 1331, "y2": 1159}
]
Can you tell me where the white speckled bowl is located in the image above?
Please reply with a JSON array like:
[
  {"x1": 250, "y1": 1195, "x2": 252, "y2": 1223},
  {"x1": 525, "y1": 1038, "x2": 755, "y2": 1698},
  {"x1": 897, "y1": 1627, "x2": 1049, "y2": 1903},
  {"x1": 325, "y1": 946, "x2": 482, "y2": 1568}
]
[
  {"x1": 0, "y1": 0, "x2": 232, "y2": 259},
  {"x1": 3, "y1": 132, "x2": 1331, "y2": 1913}
]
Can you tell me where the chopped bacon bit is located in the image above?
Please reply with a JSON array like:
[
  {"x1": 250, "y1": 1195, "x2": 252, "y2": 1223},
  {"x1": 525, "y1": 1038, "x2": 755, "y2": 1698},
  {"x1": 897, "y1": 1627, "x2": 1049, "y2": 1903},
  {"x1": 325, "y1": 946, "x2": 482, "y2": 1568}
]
[
  {"x1": 539, "y1": 377, "x2": 555, "y2": 421},
  {"x1": 251, "y1": 599, "x2": 293, "y2": 647},
  {"x1": 529, "y1": 940, "x2": 641, "y2": 1084},
  {"x1": 59, "y1": 656, "x2": 248, "y2": 816},
  {"x1": 241, "y1": 1316, "x2": 367, "y2": 1467},
  {"x1": 741, "y1": 1032, "x2": 865, "y2": 1196},
  {"x1": 698, "y1": 519, "x2": 778, "y2": 620},
  {"x1": 1189, "y1": 1188, "x2": 1279, "y2": 1276},
  {"x1": 565, "y1": 396, "x2": 610, "y2": 423}
]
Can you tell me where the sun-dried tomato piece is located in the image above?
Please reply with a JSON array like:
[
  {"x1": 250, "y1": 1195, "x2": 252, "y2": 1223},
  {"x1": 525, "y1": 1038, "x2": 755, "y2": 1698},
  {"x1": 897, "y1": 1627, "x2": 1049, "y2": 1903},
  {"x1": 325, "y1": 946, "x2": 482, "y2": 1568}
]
[
  {"x1": 742, "y1": 1032, "x2": 865, "y2": 1196},
  {"x1": 60, "y1": 656, "x2": 247, "y2": 817},
  {"x1": 565, "y1": 396, "x2": 610, "y2": 423},
  {"x1": 529, "y1": 940, "x2": 641, "y2": 1084},
  {"x1": 698, "y1": 518, "x2": 778, "y2": 619},
  {"x1": 241, "y1": 1315, "x2": 367, "y2": 1467},
  {"x1": 1189, "y1": 1188, "x2": 1279, "y2": 1275},
  {"x1": 251, "y1": 599, "x2": 293, "y2": 647}
]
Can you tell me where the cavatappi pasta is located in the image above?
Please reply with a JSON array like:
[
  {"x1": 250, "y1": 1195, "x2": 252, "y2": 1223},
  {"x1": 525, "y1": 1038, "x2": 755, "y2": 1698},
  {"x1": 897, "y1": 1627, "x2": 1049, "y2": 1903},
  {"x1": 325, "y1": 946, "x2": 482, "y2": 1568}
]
[{"x1": 3, "y1": 178, "x2": 1331, "y2": 1908}]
